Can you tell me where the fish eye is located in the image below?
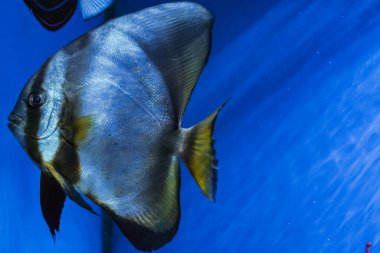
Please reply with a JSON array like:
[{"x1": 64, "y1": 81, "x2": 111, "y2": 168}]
[{"x1": 28, "y1": 92, "x2": 45, "y2": 108}]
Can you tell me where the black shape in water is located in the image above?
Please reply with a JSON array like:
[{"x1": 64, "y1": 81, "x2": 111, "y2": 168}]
[{"x1": 23, "y1": 0, "x2": 78, "y2": 31}]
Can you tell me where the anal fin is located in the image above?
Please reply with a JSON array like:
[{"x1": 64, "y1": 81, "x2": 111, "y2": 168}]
[{"x1": 95, "y1": 156, "x2": 181, "y2": 251}]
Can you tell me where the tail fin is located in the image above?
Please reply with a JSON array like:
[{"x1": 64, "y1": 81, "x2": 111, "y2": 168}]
[{"x1": 181, "y1": 101, "x2": 228, "y2": 201}]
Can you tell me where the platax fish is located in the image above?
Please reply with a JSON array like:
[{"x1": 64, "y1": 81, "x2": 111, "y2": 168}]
[
  {"x1": 23, "y1": 0, "x2": 115, "y2": 31},
  {"x1": 9, "y1": 2, "x2": 225, "y2": 251}
]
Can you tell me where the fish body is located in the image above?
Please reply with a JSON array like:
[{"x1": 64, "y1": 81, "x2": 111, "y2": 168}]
[
  {"x1": 9, "y1": 2, "x2": 224, "y2": 251},
  {"x1": 23, "y1": 0, "x2": 114, "y2": 31}
]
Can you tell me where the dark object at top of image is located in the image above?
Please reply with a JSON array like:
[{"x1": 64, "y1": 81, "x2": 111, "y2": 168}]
[{"x1": 23, "y1": 0, "x2": 115, "y2": 31}]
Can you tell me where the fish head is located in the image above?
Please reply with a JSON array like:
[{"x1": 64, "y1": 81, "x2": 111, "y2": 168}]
[{"x1": 8, "y1": 59, "x2": 65, "y2": 155}]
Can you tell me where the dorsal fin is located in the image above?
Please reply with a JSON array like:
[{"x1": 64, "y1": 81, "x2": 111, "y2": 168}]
[{"x1": 125, "y1": 2, "x2": 214, "y2": 124}]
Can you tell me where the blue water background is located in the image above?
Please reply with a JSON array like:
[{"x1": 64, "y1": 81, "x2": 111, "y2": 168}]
[{"x1": 2, "y1": 0, "x2": 380, "y2": 252}]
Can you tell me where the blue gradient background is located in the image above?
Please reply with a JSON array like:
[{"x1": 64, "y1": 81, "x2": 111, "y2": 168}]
[{"x1": 1, "y1": 0, "x2": 379, "y2": 252}]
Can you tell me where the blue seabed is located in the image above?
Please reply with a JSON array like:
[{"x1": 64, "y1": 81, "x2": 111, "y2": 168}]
[{"x1": 2, "y1": 0, "x2": 380, "y2": 252}]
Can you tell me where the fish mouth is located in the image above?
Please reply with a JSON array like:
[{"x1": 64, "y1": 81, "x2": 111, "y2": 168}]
[
  {"x1": 8, "y1": 113, "x2": 22, "y2": 125},
  {"x1": 7, "y1": 114, "x2": 24, "y2": 144},
  {"x1": 7, "y1": 114, "x2": 22, "y2": 134},
  {"x1": 7, "y1": 122, "x2": 20, "y2": 135},
  {"x1": 7, "y1": 122, "x2": 19, "y2": 131},
  {"x1": 7, "y1": 113, "x2": 58, "y2": 141}
]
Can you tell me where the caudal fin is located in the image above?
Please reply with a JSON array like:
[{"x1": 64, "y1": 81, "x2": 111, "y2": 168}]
[{"x1": 181, "y1": 101, "x2": 228, "y2": 201}]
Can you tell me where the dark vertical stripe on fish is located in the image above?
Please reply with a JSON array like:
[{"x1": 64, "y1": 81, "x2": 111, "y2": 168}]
[
  {"x1": 50, "y1": 89, "x2": 82, "y2": 184},
  {"x1": 25, "y1": 60, "x2": 51, "y2": 165},
  {"x1": 52, "y1": 38, "x2": 90, "y2": 185},
  {"x1": 52, "y1": 136, "x2": 81, "y2": 184}
]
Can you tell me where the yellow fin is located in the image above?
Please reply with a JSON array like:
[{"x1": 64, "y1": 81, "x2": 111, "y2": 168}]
[
  {"x1": 181, "y1": 100, "x2": 228, "y2": 201},
  {"x1": 61, "y1": 115, "x2": 95, "y2": 145}
]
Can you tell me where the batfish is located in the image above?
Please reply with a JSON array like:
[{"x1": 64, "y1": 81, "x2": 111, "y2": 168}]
[{"x1": 9, "y1": 2, "x2": 225, "y2": 251}]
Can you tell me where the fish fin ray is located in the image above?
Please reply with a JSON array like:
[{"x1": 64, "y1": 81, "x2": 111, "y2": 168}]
[
  {"x1": 40, "y1": 172, "x2": 67, "y2": 240},
  {"x1": 80, "y1": 0, "x2": 114, "y2": 20},
  {"x1": 65, "y1": 184, "x2": 98, "y2": 215},
  {"x1": 127, "y1": 2, "x2": 214, "y2": 123},
  {"x1": 60, "y1": 114, "x2": 95, "y2": 146},
  {"x1": 181, "y1": 100, "x2": 228, "y2": 201}
]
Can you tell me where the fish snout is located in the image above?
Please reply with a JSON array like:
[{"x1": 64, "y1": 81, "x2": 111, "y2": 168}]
[
  {"x1": 8, "y1": 113, "x2": 22, "y2": 125},
  {"x1": 7, "y1": 112, "x2": 23, "y2": 132}
]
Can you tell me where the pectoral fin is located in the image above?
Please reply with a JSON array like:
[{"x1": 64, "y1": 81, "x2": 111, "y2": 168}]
[
  {"x1": 40, "y1": 172, "x2": 66, "y2": 240},
  {"x1": 60, "y1": 114, "x2": 95, "y2": 147}
]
